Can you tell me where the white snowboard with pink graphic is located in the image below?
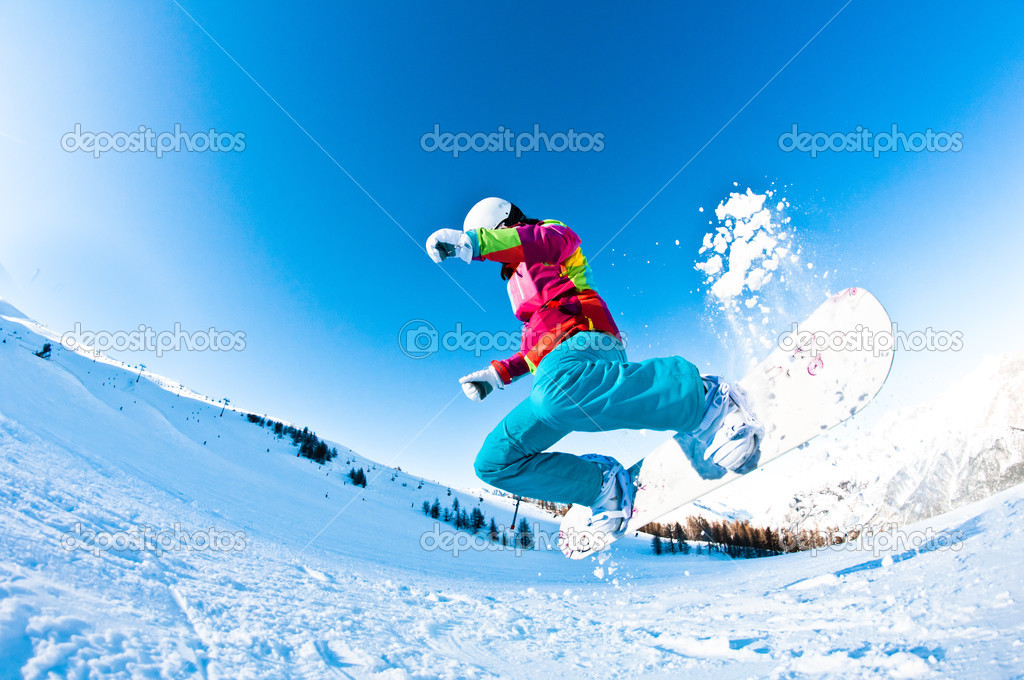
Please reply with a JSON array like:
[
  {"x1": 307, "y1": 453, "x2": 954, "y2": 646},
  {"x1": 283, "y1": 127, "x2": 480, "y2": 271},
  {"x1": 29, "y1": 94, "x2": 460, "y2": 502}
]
[{"x1": 559, "y1": 287, "x2": 893, "y2": 559}]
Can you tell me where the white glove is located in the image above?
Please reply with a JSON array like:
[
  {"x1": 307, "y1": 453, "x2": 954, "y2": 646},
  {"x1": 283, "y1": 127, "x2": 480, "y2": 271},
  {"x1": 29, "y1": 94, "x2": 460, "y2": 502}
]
[
  {"x1": 426, "y1": 228, "x2": 474, "y2": 264},
  {"x1": 459, "y1": 365, "x2": 504, "y2": 402}
]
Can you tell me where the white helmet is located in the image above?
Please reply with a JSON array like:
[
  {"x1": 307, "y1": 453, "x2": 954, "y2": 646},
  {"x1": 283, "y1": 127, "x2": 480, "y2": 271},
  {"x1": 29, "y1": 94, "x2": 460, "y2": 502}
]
[{"x1": 463, "y1": 197, "x2": 524, "y2": 232}]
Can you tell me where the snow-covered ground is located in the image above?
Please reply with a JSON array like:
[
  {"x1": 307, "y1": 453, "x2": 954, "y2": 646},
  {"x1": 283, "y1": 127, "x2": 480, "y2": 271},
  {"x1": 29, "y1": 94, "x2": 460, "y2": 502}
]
[{"x1": 2, "y1": 302, "x2": 1023, "y2": 679}]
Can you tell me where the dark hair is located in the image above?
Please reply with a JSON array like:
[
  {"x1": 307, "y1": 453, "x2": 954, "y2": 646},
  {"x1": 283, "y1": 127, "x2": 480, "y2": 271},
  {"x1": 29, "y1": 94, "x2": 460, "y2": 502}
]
[
  {"x1": 497, "y1": 203, "x2": 540, "y2": 279},
  {"x1": 498, "y1": 203, "x2": 540, "y2": 228}
]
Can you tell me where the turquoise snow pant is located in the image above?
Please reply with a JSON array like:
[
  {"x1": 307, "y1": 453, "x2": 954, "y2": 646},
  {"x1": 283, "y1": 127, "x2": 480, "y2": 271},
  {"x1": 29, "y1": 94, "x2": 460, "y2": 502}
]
[{"x1": 473, "y1": 332, "x2": 705, "y2": 506}]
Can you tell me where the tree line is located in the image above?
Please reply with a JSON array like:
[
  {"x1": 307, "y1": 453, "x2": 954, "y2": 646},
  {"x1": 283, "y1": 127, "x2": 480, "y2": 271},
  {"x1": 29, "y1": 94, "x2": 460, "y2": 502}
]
[
  {"x1": 420, "y1": 496, "x2": 535, "y2": 549},
  {"x1": 245, "y1": 413, "x2": 339, "y2": 464},
  {"x1": 642, "y1": 515, "x2": 846, "y2": 559}
]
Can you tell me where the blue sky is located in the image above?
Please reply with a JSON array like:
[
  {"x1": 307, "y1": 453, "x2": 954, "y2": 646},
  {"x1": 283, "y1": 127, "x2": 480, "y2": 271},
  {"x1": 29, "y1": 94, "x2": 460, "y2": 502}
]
[{"x1": 2, "y1": 1, "x2": 1023, "y2": 488}]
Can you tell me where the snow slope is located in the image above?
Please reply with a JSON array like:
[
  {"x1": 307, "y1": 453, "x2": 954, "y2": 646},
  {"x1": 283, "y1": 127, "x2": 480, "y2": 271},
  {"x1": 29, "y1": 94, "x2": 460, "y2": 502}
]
[{"x1": 2, "y1": 301, "x2": 1023, "y2": 679}]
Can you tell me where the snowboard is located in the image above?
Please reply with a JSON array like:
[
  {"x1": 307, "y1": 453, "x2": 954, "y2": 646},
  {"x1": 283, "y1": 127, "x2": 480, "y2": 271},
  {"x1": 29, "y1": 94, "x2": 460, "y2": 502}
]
[{"x1": 558, "y1": 287, "x2": 894, "y2": 559}]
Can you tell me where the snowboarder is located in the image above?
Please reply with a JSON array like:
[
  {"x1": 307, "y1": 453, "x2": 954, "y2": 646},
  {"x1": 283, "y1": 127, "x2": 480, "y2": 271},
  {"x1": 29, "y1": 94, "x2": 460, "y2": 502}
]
[{"x1": 425, "y1": 197, "x2": 762, "y2": 540}]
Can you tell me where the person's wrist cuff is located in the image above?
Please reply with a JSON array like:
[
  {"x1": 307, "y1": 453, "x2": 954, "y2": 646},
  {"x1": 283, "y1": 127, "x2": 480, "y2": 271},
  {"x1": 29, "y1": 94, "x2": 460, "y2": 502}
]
[
  {"x1": 490, "y1": 360, "x2": 513, "y2": 385},
  {"x1": 463, "y1": 230, "x2": 480, "y2": 259}
]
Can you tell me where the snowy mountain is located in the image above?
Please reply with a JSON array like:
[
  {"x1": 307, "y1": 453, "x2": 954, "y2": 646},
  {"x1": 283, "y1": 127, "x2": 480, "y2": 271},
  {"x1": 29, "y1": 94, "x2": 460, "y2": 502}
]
[
  {"x1": 2, "y1": 300, "x2": 1023, "y2": 678},
  {"x1": 868, "y1": 353, "x2": 1024, "y2": 522},
  {"x1": 686, "y1": 352, "x2": 1024, "y2": 536}
]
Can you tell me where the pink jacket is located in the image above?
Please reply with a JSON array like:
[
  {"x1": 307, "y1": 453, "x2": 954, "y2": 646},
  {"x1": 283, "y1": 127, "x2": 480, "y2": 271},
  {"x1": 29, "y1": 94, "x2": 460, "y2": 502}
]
[{"x1": 464, "y1": 219, "x2": 621, "y2": 384}]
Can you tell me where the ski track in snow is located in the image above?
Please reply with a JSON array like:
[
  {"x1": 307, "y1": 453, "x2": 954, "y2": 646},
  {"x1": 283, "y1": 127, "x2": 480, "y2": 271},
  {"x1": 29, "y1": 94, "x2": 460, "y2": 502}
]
[{"x1": 2, "y1": 310, "x2": 1024, "y2": 679}]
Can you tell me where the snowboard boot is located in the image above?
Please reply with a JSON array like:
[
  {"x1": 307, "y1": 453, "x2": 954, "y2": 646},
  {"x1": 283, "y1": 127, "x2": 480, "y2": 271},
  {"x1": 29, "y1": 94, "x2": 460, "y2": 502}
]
[
  {"x1": 690, "y1": 375, "x2": 763, "y2": 474},
  {"x1": 557, "y1": 454, "x2": 633, "y2": 559},
  {"x1": 583, "y1": 454, "x2": 634, "y2": 535}
]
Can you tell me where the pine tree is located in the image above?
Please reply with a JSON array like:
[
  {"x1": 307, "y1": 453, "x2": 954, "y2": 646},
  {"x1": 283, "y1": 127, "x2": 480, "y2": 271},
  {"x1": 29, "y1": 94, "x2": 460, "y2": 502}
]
[
  {"x1": 764, "y1": 527, "x2": 778, "y2": 553},
  {"x1": 488, "y1": 518, "x2": 499, "y2": 542},
  {"x1": 469, "y1": 508, "x2": 485, "y2": 534},
  {"x1": 430, "y1": 499, "x2": 441, "y2": 519},
  {"x1": 516, "y1": 518, "x2": 534, "y2": 549},
  {"x1": 652, "y1": 535, "x2": 663, "y2": 555},
  {"x1": 421, "y1": 500, "x2": 431, "y2": 515},
  {"x1": 673, "y1": 522, "x2": 685, "y2": 543}
]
